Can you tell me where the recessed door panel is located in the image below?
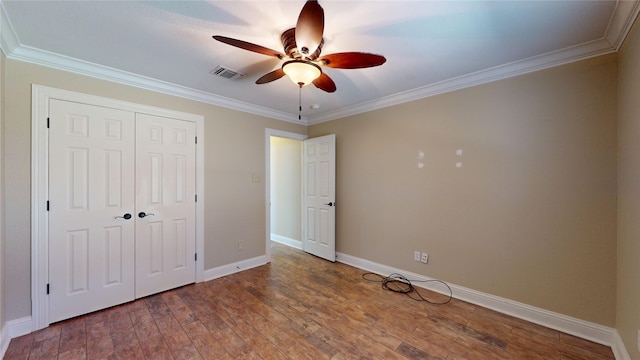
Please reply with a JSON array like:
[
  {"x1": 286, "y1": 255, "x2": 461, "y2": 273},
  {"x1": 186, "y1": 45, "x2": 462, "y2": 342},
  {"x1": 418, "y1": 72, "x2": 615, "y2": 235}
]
[
  {"x1": 105, "y1": 150, "x2": 123, "y2": 208},
  {"x1": 67, "y1": 229, "x2": 89, "y2": 294},
  {"x1": 174, "y1": 155, "x2": 187, "y2": 203},
  {"x1": 148, "y1": 221, "x2": 164, "y2": 275},
  {"x1": 104, "y1": 226, "x2": 124, "y2": 286},
  {"x1": 173, "y1": 219, "x2": 187, "y2": 269}
]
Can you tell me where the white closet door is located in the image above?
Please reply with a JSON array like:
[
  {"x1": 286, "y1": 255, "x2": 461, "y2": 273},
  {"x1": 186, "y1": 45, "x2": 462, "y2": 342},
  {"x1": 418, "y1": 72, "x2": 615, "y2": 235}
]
[
  {"x1": 48, "y1": 100, "x2": 136, "y2": 323},
  {"x1": 134, "y1": 113, "x2": 197, "y2": 298}
]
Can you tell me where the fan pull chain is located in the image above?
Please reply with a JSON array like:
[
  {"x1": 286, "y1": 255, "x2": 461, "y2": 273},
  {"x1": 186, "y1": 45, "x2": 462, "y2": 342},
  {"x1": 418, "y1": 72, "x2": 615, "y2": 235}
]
[{"x1": 298, "y1": 83, "x2": 303, "y2": 121}]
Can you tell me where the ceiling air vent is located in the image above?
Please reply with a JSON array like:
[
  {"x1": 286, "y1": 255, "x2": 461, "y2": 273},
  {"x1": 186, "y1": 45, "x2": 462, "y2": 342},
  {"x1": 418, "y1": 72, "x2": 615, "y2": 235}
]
[{"x1": 210, "y1": 65, "x2": 244, "y2": 80}]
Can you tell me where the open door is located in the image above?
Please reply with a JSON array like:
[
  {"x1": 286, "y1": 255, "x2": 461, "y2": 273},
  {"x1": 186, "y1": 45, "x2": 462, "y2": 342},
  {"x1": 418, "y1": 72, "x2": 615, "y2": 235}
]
[{"x1": 302, "y1": 134, "x2": 336, "y2": 261}]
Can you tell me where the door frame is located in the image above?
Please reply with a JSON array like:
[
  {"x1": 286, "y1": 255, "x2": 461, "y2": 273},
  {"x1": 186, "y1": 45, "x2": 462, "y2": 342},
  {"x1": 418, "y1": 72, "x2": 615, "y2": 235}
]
[
  {"x1": 31, "y1": 85, "x2": 206, "y2": 330},
  {"x1": 264, "y1": 129, "x2": 307, "y2": 262}
]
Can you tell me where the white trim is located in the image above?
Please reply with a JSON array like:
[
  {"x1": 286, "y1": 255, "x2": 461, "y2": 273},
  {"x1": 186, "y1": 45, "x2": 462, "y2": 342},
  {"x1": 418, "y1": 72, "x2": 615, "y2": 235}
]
[
  {"x1": 612, "y1": 331, "x2": 632, "y2": 360},
  {"x1": 605, "y1": 0, "x2": 640, "y2": 50},
  {"x1": 203, "y1": 255, "x2": 268, "y2": 282},
  {"x1": 336, "y1": 251, "x2": 618, "y2": 350},
  {"x1": 270, "y1": 234, "x2": 302, "y2": 250},
  {"x1": 1, "y1": 317, "x2": 34, "y2": 359},
  {"x1": 307, "y1": 38, "x2": 615, "y2": 124},
  {"x1": 0, "y1": 2, "x2": 19, "y2": 56},
  {"x1": 31, "y1": 85, "x2": 50, "y2": 331},
  {"x1": 7, "y1": 317, "x2": 31, "y2": 339},
  {"x1": 0, "y1": 323, "x2": 7, "y2": 359},
  {"x1": 195, "y1": 112, "x2": 205, "y2": 284},
  {"x1": 10, "y1": 45, "x2": 301, "y2": 123},
  {"x1": 264, "y1": 129, "x2": 307, "y2": 264},
  {"x1": 31, "y1": 85, "x2": 205, "y2": 331}
]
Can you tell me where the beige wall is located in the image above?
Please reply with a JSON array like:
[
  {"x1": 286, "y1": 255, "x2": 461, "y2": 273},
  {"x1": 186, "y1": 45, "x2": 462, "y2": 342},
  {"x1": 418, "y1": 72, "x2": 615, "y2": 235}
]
[
  {"x1": 309, "y1": 54, "x2": 618, "y2": 326},
  {"x1": 0, "y1": 49, "x2": 5, "y2": 334},
  {"x1": 3, "y1": 59, "x2": 306, "y2": 320},
  {"x1": 617, "y1": 17, "x2": 640, "y2": 360},
  {"x1": 270, "y1": 136, "x2": 302, "y2": 242}
]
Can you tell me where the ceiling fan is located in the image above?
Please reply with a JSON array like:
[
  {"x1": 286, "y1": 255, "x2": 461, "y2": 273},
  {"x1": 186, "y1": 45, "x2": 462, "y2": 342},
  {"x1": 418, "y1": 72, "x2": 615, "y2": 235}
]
[{"x1": 213, "y1": 0, "x2": 386, "y2": 93}]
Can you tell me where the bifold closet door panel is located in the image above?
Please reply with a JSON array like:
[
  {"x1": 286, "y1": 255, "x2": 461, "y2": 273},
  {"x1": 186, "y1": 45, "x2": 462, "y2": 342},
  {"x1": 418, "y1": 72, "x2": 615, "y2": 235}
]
[
  {"x1": 134, "y1": 113, "x2": 197, "y2": 298},
  {"x1": 48, "y1": 99, "x2": 136, "y2": 323}
]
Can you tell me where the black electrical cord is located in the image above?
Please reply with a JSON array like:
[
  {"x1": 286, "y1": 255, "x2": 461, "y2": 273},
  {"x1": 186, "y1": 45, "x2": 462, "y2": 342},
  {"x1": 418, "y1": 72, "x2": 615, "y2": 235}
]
[{"x1": 362, "y1": 272, "x2": 453, "y2": 305}]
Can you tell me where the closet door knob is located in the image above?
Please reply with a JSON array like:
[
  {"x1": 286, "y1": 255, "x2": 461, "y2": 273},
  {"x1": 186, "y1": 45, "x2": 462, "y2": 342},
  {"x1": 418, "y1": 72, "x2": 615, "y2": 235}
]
[
  {"x1": 138, "y1": 212, "x2": 155, "y2": 218},
  {"x1": 114, "y1": 213, "x2": 132, "y2": 220}
]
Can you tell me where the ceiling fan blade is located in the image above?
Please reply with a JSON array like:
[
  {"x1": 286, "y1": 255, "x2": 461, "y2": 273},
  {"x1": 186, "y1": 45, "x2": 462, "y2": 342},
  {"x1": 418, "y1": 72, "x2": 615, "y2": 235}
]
[
  {"x1": 213, "y1": 35, "x2": 285, "y2": 59},
  {"x1": 312, "y1": 72, "x2": 336, "y2": 93},
  {"x1": 256, "y1": 69, "x2": 286, "y2": 84},
  {"x1": 319, "y1": 52, "x2": 386, "y2": 69},
  {"x1": 295, "y1": 0, "x2": 324, "y2": 57}
]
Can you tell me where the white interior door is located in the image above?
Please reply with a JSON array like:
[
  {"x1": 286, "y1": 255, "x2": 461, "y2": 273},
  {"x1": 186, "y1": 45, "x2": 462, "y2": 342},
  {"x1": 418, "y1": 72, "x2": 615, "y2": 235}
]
[
  {"x1": 48, "y1": 100, "x2": 136, "y2": 323},
  {"x1": 302, "y1": 134, "x2": 336, "y2": 261},
  {"x1": 134, "y1": 113, "x2": 197, "y2": 298}
]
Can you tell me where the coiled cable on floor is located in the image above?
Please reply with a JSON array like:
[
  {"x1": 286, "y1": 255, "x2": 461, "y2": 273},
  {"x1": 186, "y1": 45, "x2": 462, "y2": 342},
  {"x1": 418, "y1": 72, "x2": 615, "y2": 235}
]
[{"x1": 362, "y1": 272, "x2": 453, "y2": 305}]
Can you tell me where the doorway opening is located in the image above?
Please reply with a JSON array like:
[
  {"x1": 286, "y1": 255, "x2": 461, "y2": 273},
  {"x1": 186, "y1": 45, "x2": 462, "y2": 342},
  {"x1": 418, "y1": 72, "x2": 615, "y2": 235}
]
[
  {"x1": 265, "y1": 129, "x2": 307, "y2": 261},
  {"x1": 270, "y1": 136, "x2": 304, "y2": 249},
  {"x1": 265, "y1": 129, "x2": 336, "y2": 263}
]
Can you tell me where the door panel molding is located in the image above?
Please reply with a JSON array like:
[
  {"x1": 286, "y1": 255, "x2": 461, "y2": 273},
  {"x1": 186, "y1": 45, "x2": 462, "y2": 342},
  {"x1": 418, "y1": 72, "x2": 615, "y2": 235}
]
[{"x1": 31, "y1": 85, "x2": 205, "y2": 330}]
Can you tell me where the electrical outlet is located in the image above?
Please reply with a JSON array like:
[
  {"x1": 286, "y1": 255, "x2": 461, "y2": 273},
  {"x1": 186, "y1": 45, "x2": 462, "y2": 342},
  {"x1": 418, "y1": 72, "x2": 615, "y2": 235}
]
[
  {"x1": 421, "y1": 252, "x2": 429, "y2": 264},
  {"x1": 238, "y1": 241, "x2": 245, "y2": 251},
  {"x1": 414, "y1": 251, "x2": 421, "y2": 261}
]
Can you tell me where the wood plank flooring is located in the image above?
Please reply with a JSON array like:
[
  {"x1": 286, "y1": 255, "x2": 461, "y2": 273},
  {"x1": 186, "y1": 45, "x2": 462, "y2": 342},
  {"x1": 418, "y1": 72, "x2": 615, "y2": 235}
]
[{"x1": 4, "y1": 242, "x2": 614, "y2": 359}]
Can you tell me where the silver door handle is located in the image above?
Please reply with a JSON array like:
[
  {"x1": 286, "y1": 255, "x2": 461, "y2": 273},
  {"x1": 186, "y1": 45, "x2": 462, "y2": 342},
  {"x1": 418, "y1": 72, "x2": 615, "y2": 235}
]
[{"x1": 138, "y1": 212, "x2": 155, "y2": 218}]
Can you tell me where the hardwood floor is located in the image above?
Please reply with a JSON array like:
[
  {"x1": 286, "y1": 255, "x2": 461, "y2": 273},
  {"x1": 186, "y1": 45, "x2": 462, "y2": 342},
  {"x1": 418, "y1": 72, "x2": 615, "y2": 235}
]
[{"x1": 4, "y1": 242, "x2": 614, "y2": 360}]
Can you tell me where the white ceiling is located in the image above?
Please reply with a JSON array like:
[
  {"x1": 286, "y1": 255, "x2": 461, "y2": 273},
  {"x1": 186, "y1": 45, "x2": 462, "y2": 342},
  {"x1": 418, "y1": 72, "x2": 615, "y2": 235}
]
[{"x1": 1, "y1": 1, "x2": 638, "y2": 124}]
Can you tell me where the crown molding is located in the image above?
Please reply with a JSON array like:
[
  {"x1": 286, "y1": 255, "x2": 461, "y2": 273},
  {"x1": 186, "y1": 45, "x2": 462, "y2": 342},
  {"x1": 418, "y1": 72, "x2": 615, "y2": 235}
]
[
  {"x1": 1, "y1": 1, "x2": 638, "y2": 126},
  {"x1": 9, "y1": 44, "x2": 303, "y2": 124},
  {"x1": 306, "y1": 38, "x2": 616, "y2": 124},
  {"x1": 606, "y1": 0, "x2": 640, "y2": 50},
  {"x1": 0, "y1": 1, "x2": 19, "y2": 56}
]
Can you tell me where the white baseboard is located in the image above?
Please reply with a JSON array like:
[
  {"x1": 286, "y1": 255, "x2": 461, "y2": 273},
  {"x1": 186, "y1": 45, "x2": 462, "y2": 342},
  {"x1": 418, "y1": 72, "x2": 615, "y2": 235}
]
[
  {"x1": 335, "y1": 251, "x2": 625, "y2": 357},
  {"x1": 0, "y1": 316, "x2": 32, "y2": 358},
  {"x1": 612, "y1": 330, "x2": 632, "y2": 360},
  {"x1": 270, "y1": 234, "x2": 302, "y2": 250},
  {"x1": 7, "y1": 316, "x2": 32, "y2": 339},
  {"x1": 203, "y1": 255, "x2": 268, "y2": 282},
  {"x1": 1, "y1": 323, "x2": 8, "y2": 359}
]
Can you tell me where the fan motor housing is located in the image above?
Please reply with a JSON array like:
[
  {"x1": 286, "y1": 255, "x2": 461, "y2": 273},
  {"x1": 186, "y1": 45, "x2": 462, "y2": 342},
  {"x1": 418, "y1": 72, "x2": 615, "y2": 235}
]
[{"x1": 281, "y1": 28, "x2": 323, "y2": 61}]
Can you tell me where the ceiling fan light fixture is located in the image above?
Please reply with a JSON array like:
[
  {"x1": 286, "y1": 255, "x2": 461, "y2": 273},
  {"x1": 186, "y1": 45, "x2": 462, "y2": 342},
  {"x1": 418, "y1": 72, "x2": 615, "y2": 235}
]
[{"x1": 282, "y1": 60, "x2": 321, "y2": 86}]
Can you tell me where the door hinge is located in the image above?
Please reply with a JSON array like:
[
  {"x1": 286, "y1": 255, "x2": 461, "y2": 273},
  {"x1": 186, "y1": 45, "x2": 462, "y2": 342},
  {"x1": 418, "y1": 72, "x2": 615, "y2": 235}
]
[
  {"x1": 195, "y1": 253, "x2": 198, "y2": 261},
  {"x1": 195, "y1": 136, "x2": 197, "y2": 144},
  {"x1": 46, "y1": 283, "x2": 50, "y2": 294},
  {"x1": 46, "y1": 201, "x2": 50, "y2": 211},
  {"x1": 47, "y1": 118, "x2": 50, "y2": 128},
  {"x1": 195, "y1": 194, "x2": 197, "y2": 203}
]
